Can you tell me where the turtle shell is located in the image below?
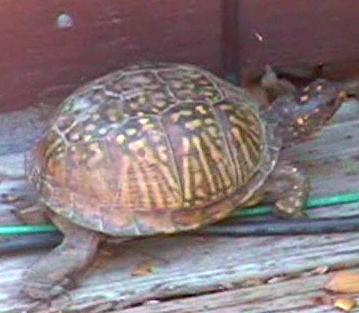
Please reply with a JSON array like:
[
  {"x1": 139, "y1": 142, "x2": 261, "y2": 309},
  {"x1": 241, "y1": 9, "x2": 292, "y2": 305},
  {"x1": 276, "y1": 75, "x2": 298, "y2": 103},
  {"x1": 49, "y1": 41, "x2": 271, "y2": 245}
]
[{"x1": 25, "y1": 63, "x2": 280, "y2": 236}]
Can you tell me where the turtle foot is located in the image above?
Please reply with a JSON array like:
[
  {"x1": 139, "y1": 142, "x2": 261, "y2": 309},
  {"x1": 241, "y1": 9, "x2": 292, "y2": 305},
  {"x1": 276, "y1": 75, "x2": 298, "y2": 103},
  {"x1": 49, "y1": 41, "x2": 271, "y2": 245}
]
[{"x1": 23, "y1": 276, "x2": 75, "y2": 300}]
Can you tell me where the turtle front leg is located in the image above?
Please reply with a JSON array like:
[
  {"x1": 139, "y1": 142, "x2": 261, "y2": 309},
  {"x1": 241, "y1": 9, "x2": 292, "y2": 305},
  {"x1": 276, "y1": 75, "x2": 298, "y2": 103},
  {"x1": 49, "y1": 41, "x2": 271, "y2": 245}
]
[
  {"x1": 23, "y1": 213, "x2": 101, "y2": 299},
  {"x1": 263, "y1": 161, "x2": 310, "y2": 219},
  {"x1": 260, "y1": 65, "x2": 296, "y2": 101},
  {"x1": 11, "y1": 202, "x2": 49, "y2": 225}
]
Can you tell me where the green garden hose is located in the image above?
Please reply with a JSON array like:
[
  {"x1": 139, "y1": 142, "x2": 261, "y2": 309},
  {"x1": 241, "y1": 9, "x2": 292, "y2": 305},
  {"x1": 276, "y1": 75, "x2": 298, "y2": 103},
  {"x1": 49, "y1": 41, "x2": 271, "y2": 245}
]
[
  {"x1": 232, "y1": 191, "x2": 359, "y2": 219},
  {"x1": 1, "y1": 191, "x2": 359, "y2": 237}
]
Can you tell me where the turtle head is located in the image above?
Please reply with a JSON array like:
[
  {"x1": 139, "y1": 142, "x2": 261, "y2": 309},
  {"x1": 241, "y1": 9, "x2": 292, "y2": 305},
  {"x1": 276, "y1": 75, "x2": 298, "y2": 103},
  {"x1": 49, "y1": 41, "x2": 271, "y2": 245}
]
[{"x1": 265, "y1": 78, "x2": 357, "y2": 147}]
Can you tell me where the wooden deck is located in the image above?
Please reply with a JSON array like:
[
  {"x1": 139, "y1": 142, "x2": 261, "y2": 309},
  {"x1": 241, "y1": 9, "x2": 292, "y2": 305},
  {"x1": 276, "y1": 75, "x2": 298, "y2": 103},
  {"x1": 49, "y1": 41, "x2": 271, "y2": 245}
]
[{"x1": 1, "y1": 99, "x2": 359, "y2": 313}]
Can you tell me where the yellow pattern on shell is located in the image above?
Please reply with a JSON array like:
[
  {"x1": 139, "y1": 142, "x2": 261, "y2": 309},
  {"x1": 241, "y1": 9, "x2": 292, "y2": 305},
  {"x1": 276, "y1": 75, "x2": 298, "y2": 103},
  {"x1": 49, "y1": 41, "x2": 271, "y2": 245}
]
[{"x1": 27, "y1": 62, "x2": 269, "y2": 237}]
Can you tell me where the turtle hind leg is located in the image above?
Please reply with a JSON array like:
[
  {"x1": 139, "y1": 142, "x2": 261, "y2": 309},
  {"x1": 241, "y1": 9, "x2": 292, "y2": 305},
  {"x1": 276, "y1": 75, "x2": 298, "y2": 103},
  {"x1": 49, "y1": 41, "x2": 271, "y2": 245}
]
[
  {"x1": 263, "y1": 160, "x2": 310, "y2": 219},
  {"x1": 23, "y1": 213, "x2": 101, "y2": 300}
]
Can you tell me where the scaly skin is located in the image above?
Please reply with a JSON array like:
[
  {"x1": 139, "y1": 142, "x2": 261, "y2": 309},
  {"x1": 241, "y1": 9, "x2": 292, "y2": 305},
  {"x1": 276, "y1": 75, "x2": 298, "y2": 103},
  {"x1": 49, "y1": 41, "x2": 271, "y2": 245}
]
[
  {"x1": 254, "y1": 67, "x2": 354, "y2": 218},
  {"x1": 23, "y1": 212, "x2": 102, "y2": 300}
]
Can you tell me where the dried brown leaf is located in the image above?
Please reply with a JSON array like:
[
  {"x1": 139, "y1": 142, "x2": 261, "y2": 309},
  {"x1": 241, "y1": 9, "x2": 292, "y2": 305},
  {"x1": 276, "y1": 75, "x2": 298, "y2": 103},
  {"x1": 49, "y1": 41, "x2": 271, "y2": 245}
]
[
  {"x1": 267, "y1": 275, "x2": 288, "y2": 284},
  {"x1": 312, "y1": 295, "x2": 333, "y2": 306},
  {"x1": 220, "y1": 282, "x2": 235, "y2": 290},
  {"x1": 144, "y1": 300, "x2": 161, "y2": 305},
  {"x1": 241, "y1": 278, "x2": 264, "y2": 288},
  {"x1": 334, "y1": 297, "x2": 357, "y2": 312},
  {"x1": 254, "y1": 32, "x2": 264, "y2": 42},
  {"x1": 312, "y1": 266, "x2": 330, "y2": 275},
  {"x1": 131, "y1": 260, "x2": 155, "y2": 277},
  {"x1": 325, "y1": 271, "x2": 359, "y2": 293}
]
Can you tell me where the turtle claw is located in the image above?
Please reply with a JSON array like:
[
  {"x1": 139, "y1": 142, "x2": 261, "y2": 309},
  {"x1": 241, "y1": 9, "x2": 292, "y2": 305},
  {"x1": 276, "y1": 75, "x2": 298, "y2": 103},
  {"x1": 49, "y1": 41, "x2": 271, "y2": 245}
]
[
  {"x1": 291, "y1": 210, "x2": 309, "y2": 220},
  {"x1": 11, "y1": 204, "x2": 48, "y2": 225},
  {"x1": 273, "y1": 202, "x2": 309, "y2": 220},
  {"x1": 273, "y1": 194, "x2": 309, "y2": 220},
  {"x1": 22, "y1": 215, "x2": 100, "y2": 300},
  {"x1": 23, "y1": 277, "x2": 75, "y2": 300}
]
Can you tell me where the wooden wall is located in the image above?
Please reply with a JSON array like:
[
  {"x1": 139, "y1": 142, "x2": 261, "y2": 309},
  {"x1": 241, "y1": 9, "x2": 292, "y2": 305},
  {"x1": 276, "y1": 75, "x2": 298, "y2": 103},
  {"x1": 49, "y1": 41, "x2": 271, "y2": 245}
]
[
  {"x1": 235, "y1": 0, "x2": 359, "y2": 81},
  {"x1": 0, "y1": 0, "x2": 222, "y2": 111},
  {"x1": 1, "y1": 0, "x2": 359, "y2": 112}
]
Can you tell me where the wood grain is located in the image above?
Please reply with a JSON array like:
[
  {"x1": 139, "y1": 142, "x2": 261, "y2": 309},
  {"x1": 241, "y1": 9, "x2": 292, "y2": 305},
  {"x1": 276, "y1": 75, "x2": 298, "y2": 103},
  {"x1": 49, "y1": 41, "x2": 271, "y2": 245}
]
[
  {"x1": 119, "y1": 271, "x2": 359, "y2": 313},
  {"x1": 237, "y1": 0, "x2": 359, "y2": 71},
  {"x1": 2, "y1": 1, "x2": 359, "y2": 112},
  {"x1": 0, "y1": 0, "x2": 222, "y2": 112},
  {"x1": 0, "y1": 97, "x2": 358, "y2": 312}
]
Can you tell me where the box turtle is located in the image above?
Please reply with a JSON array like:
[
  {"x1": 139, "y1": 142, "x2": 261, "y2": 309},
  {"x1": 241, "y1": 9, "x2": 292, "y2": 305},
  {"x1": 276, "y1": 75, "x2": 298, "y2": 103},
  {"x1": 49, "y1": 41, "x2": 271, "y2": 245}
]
[{"x1": 21, "y1": 62, "x2": 353, "y2": 299}]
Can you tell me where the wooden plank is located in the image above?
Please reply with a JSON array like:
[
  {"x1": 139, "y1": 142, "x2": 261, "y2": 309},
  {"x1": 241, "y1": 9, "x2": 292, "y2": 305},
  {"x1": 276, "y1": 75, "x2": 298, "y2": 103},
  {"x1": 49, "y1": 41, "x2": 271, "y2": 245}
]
[
  {"x1": 236, "y1": 0, "x2": 359, "y2": 77},
  {"x1": 0, "y1": 99, "x2": 359, "y2": 311},
  {"x1": 0, "y1": 0, "x2": 222, "y2": 112},
  {"x1": 3, "y1": 231, "x2": 359, "y2": 312},
  {"x1": 119, "y1": 270, "x2": 359, "y2": 313},
  {"x1": 222, "y1": 0, "x2": 240, "y2": 83}
]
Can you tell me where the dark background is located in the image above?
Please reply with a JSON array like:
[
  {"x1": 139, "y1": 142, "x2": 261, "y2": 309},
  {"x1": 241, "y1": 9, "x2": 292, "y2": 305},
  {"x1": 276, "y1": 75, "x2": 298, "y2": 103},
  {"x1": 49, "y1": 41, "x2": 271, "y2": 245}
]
[{"x1": 1, "y1": 0, "x2": 359, "y2": 111}]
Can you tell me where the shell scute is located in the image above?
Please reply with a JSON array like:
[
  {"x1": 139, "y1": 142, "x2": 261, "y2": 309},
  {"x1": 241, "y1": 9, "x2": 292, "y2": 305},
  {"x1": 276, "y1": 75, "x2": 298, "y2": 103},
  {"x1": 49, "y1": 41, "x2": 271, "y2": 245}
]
[
  {"x1": 161, "y1": 101, "x2": 237, "y2": 209},
  {"x1": 157, "y1": 66, "x2": 225, "y2": 103},
  {"x1": 26, "y1": 63, "x2": 278, "y2": 236}
]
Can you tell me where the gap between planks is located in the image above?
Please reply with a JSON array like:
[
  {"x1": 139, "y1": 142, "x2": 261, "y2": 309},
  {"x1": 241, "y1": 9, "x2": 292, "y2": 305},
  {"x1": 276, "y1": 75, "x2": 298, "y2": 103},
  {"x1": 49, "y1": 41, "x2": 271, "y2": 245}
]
[
  {"x1": 0, "y1": 101, "x2": 358, "y2": 312},
  {"x1": 119, "y1": 269, "x2": 359, "y2": 313}
]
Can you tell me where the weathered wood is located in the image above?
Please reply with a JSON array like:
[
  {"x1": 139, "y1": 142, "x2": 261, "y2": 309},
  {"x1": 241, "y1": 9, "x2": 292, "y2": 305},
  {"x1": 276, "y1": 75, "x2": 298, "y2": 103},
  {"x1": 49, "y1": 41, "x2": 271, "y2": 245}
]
[
  {"x1": 3, "y1": 231, "x2": 359, "y2": 312},
  {"x1": 222, "y1": 0, "x2": 240, "y2": 83},
  {"x1": 0, "y1": 0, "x2": 222, "y2": 112},
  {"x1": 3, "y1": 1, "x2": 359, "y2": 113},
  {"x1": 237, "y1": 0, "x2": 359, "y2": 73},
  {"x1": 120, "y1": 270, "x2": 359, "y2": 313},
  {"x1": 0, "y1": 97, "x2": 358, "y2": 312}
]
